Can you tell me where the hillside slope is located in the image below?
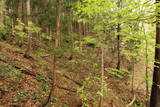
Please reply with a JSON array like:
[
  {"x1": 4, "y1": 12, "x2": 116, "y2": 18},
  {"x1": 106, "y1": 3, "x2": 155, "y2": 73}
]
[{"x1": 0, "y1": 41, "x2": 146, "y2": 107}]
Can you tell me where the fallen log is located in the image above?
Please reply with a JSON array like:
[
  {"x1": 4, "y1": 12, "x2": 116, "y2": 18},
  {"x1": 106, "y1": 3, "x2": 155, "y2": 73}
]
[
  {"x1": 0, "y1": 58, "x2": 37, "y2": 77},
  {"x1": 57, "y1": 85, "x2": 77, "y2": 93}
]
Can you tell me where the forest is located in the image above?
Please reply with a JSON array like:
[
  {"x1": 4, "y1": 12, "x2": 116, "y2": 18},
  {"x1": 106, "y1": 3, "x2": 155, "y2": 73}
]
[{"x1": 0, "y1": 0, "x2": 160, "y2": 107}]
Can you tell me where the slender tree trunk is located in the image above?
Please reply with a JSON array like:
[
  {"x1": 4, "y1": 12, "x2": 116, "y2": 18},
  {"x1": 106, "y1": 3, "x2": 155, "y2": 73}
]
[
  {"x1": 18, "y1": 1, "x2": 22, "y2": 20},
  {"x1": 131, "y1": 58, "x2": 135, "y2": 93},
  {"x1": 150, "y1": 0, "x2": 160, "y2": 106},
  {"x1": 67, "y1": 9, "x2": 73, "y2": 45},
  {"x1": 78, "y1": 22, "x2": 82, "y2": 36},
  {"x1": 26, "y1": 0, "x2": 31, "y2": 53},
  {"x1": 100, "y1": 47, "x2": 104, "y2": 107},
  {"x1": 43, "y1": 55, "x2": 56, "y2": 107},
  {"x1": 86, "y1": 23, "x2": 89, "y2": 35},
  {"x1": 44, "y1": 0, "x2": 62, "y2": 106},
  {"x1": 116, "y1": 24, "x2": 121, "y2": 70},
  {"x1": 78, "y1": 22, "x2": 83, "y2": 51},
  {"x1": 22, "y1": 0, "x2": 27, "y2": 25},
  {"x1": 144, "y1": 26, "x2": 149, "y2": 101},
  {"x1": 116, "y1": 0, "x2": 121, "y2": 70},
  {"x1": 55, "y1": 0, "x2": 62, "y2": 47},
  {"x1": 0, "y1": 0, "x2": 4, "y2": 24},
  {"x1": 82, "y1": 22, "x2": 86, "y2": 36},
  {"x1": 12, "y1": 2, "x2": 18, "y2": 26},
  {"x1": 18, "y1": 1, "x2": 23, "y2": 47}
]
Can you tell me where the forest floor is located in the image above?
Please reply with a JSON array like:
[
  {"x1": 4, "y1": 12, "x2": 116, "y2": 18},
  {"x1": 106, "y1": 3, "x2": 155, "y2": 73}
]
[{"x1": 0, "y1": 41, "x2": 147, "y2": 107}]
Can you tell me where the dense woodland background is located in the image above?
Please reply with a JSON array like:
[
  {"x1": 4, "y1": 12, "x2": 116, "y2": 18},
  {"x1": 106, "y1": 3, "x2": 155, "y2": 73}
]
[{"x1": 0, "y1": 0, "x2": 159, "y2": 107}]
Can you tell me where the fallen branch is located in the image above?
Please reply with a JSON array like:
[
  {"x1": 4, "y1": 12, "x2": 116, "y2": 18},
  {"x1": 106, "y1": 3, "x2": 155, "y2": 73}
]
[
  {"x1": 0, "y1": 58, "x2": 37, "y2": 77},
  {"x1": 57, "y1": 85, "x2": 77, "y2": 93},
  {"x1": 0, "y1": 57, "x2": 82, "y2": 87},
  {"x1": 63, "y1": 74, "x2": 82, "y2": 86}
]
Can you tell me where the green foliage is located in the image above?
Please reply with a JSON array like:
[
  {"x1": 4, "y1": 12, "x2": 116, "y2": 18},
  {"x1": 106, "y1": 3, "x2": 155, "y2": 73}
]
[
  {"x1": 13, "y1": 19, "x2": 27, "y2": 38},
  {"x1": 41, "y1": 33, "x2": 52, "y2": 40},
  {"x1": 13, "y1": 19, "x2": 41, "y2": 38},
  {"x1": 77, "y1": 76, "x2": 111, "y2": 107},
  {"x1": 83, "y1": 36, "x2": 99, "y2": 47},
  {"x1": 36, "y1": 76, "x2": 50, "y2": 92},
  {"x1": 0, "y1": 24, "x2": 7, "y2": 40},
  {"x1": 0, "y1": 0, "x2": 157, "y2": 106},
  {"x1": 105, "y1": 68, "x2": 130, "y2": 79},
  {"x1": 26, "y1": 21, "x2": 41, "y2": 33}
]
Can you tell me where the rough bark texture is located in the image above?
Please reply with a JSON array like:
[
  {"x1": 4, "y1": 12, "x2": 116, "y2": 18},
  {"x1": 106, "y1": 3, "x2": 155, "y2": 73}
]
[{"x1": 150, "y1": 0, "x2": 160, "y2": 106}]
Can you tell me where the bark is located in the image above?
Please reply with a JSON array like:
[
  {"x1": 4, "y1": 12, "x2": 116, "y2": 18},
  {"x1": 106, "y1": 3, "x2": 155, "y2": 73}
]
[
  {"x1": 82, "y1": 22, "x2": 86, "y2": 36},
  {"x1": 100, "y1": 47, "x2": 104, "y2": 107},
  {"x1": 144, "y1": 26, "x2": 149, "y2": 100},
  {"x1": 116, "y1": 0, "x2": 122, "y2": 70},
  {"x1": 44, "y1": 0, "x2": 62, "y2": 106},
  {"x1": 18, "y1": 1, "x2": 23, "y2": 47},
  {"x1": 18, "y1": 1, "x2": 22, "y2": 19},
  {"x1": 12, "y1": 1, "x2": 19, "y2": 26},
  {"x1": 131, "y1": 58, "x2": 135, "y2": 93},
  {"x1": 150, "y1": 30, "x2": 160, "y2": 106},
  {"x1": 0, "y1": 0, "x2": 4, "y2": 24},
  {"x1": 55, "y1": 0, "x2": 62, "y2": 47},
  {"x1": 116, "y1": 24, "x2": 121, "y2": 70},
  {"x1": 150, "y1": 0, "x2": 160, "y2": 106},
  {"x1": 78, "y1": 22, "x2": 82, "y2": 36},
  {"x1": 26, "y1": 0, "x2": 31, "y2": 53},
  {"x1": 67, "y1": 9, "x2": 73, "y2": 45},
  {"x1": 78, "y1": 22, "x2": 83, "y2": 51},
  {"x1": 22, "y1": 0, "x2": 27, "y2": 24}
]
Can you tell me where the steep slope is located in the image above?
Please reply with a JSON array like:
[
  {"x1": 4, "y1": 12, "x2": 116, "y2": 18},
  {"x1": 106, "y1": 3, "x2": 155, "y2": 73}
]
[{"x1": 0, "y1": 41, "x2": 146, "y2": 107}]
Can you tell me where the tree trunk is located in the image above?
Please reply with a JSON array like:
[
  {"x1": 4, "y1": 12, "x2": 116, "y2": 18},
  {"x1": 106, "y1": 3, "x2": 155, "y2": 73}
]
[
  {"x1": 100, "y1": 47, "x2": 104, "y2": 107},
  {"x1": 78, "y1": 22, "x2": 82, "y2": 37},
  {"x1": 22, "y1": 0, "x2": 27, "y2": 25},
  {"x1": 55, "y1": 0, "x2": 62, "y2": 47},
  {"x1": 150, "y1": 0, "x2": 160, "y2": 106},
  {"x1": 131, "y1": 58, "x2": 135, "y2": 93},
  {"x1": 67, "y1": 9, "x2": 73, "y2": 45},
  {"x1": 144, "y1": 26, "x2": 149, "y2": 101},
  {"x1": 26, "y1": 0, "x2": 31, "y2": 53},
  {"x1": 18, "y1": 1, "x2": 22, "y2": 20},
  {"x1": 116, "y1": 24, "x2": 121, "y2": 70},
  {"x1": 44, "y1": 0, "x2": 62, "y2": 106},
  {"x1": 0, "y1": 0, "x2": 5, "y2": 24}
]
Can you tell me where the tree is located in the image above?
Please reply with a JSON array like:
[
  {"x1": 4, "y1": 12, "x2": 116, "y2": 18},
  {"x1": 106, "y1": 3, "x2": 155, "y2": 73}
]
[
  {"x1": 116, "y1": 0, "x2": 121, "y2": 70},
  {"x1": 55, "y1": 0, "x2": 62, "y2": 47},
  {"x1": 0, "y1": 0, "x2": 5, "y2": 24},
  {"x1": 150, "y1": 0, "x2": 160, "y2": 106},
  {"x1": 26, "y1": 0, "x2": 31, "y2": 52}
]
